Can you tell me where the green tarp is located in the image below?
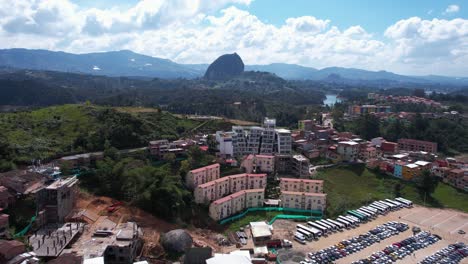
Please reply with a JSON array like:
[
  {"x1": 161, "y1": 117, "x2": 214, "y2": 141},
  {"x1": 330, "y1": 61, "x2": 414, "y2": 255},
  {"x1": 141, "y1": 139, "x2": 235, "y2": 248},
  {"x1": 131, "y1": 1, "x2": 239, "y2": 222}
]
[{"x1": 219, "y1": 207, "x2": 323, "y2": 225}]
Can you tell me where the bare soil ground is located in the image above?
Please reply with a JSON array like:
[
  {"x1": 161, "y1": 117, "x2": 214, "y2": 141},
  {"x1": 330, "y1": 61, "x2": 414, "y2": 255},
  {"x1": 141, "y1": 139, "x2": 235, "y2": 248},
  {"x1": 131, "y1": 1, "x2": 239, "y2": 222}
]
[
  {"x1": 270, "y1": 205, "x2": 468, "y2": 264},
  {"x1": 71, "y1": 191, "x2": 222, "y2": 262}
]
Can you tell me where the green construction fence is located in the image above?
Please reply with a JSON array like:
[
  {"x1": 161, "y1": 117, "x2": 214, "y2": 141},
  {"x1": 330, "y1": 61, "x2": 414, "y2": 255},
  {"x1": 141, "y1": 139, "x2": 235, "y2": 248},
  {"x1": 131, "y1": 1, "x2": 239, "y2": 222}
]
[{"x1": 219, "y1": 207, "x2": 323, "y2": 225}]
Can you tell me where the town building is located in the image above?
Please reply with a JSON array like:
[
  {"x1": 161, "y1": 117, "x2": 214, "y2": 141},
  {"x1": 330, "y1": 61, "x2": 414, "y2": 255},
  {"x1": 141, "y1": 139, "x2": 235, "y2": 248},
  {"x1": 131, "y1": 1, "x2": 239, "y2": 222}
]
[
  {"x1": 292, "y1": 155, "x2": 311, "y2": 178},
  {"x1": 279, "y1": 178, "x2": 324, "y2": 193},
  {"x1": 240, "y1": 154, "x2": 274, "y2": 174},
  {"x1": 36, "y1": 176, "x2": 79, "y2": 224},
  {"x1": 337, "y1": 141, "x2": 359, "y2": 162},
  {"x1": 215, "y1": 131, "x2": 234, "y2": 157},
  {"x1": 402, "y1": 163, "x2": 420, "y2": 180},
  {"x1": 250, "y1": 221, "x2": 273, "y2": 244},
  {"x1": 226, "y1": 118, "x2": 292, "y2": 157},
  {"x1": 380, "y1": 141, "x2": 398, "y2": 154},
  {"x1": 280, "y1": 191, "x2": 326, "y2": 211},
  {"x1": 0, "y1": 239, "x2": 26, "y2": 263},
  {"x1": 185, "y1": 164, "x2": 220, "y2": 189},
  {"x1": 275, "y1": 155, "x2": 292, "y2": 174},
  {"x1": 397, "y1": 138, "x2": 438, "y2": 153},
  {"x1": 445, "y1": 169, "x2": 467, "y2": 191},
  {"x1": 194, "y1": 173, "x2": 267, "y2": 204},
  {"x1": 359, "y1": 146, "x2": 377, "y2": 161},
  {"x1": 209, "y1": 189, "x2": 265, "y2": 221},
  {"x1": 103, "y1": 222, "x2": 143, "y2": 264},
  {"x1": 348, "y1": 105, "x2": 391, "y2": 115},
  {"x1": 148, "y1": 139, "x2": 193, "y2": 157},
  {"x1": 393, "y1": 161, "x2": 405, "y2": 179},
  {"x1": 59, "y1": 152, "x2": 104, "y2": 168}
]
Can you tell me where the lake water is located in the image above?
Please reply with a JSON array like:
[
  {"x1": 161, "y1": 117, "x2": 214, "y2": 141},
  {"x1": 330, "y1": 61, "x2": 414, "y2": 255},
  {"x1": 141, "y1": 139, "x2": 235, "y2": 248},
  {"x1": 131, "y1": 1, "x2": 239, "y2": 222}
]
[{"x1": 323, "y1": 94, "x2": 341, "y2": 106}]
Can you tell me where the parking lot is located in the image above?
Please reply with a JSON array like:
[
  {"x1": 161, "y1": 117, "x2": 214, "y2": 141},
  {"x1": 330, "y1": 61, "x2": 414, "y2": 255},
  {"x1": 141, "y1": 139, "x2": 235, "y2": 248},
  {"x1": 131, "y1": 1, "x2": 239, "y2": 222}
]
[{"x1": 270, "y1": 205, "x2": 468, "y2": 263}]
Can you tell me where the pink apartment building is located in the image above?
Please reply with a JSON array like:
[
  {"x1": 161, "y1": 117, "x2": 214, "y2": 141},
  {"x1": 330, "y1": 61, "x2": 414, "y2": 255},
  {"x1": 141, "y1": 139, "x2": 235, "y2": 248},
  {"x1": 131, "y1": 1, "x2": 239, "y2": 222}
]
[
  {"x1": 209, "y1": 189, "x2": 265, "y2": 221},
  {"x1": 240, "y1": 154, "x2": 275, "y2": 174},
  {"x1": 280, "y1": 191, "x2": 326, "y2": 211},
  {"x1": 194, "y1": 173, "x2": 267, "y2": 204},
  {"x1": 186, "y1": 163, "x2": 220, "y2": 189},
  {"x1": 279, "y1": 178, "x2": 324, "y2": 193}
]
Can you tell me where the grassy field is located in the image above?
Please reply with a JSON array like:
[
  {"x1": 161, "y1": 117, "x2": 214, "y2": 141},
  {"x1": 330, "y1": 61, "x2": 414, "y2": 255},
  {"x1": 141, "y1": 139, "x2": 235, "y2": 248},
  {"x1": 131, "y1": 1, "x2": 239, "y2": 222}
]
[{"x1": 315, "y1": 165, "x2": 468, "y2": 217}]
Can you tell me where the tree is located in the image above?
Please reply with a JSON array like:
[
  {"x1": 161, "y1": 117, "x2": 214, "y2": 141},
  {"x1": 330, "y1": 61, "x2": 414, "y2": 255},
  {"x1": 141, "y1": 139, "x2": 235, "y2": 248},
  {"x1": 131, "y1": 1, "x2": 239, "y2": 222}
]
[
  {"x1": 393, "y1": 183, "x2": 402, "y2": 197},
  {"x1": 415, "y1": 170, "x2": 439, "y2": 195},
  {"x1": 163, "y1": 153, "x2": 177, "y2": 165},
  {"x1": 103, "y1": 140, "x2": 119, "y2": 160},
  {"x1": 413, "y1": 88, "x2": 425, "y2": 98},
  {"x1": 356, "y1": 114, "x2": 380, "y2": 140},
  {"x1": 206, "y1": 135, "x2": 217, "y2": 153}
]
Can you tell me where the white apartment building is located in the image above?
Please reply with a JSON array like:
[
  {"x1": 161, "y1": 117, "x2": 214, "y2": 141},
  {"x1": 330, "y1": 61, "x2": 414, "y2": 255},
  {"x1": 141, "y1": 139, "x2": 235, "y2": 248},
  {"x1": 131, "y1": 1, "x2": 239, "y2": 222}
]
[
  {"x1": 194, "y1": 173, "x2": 267, "y2": 204},
  {"x1": 240, "y1": 154, "x2": 275, "y2": 174},
  {"x1": 216, "y1": 131, "x2": 234, "y2": 157},
  {"x1": 280, "y1": 191, "x2": 326, "y2": 211},
  {"x1": 337, "y1": 141, "x2": 360, "y2": 162},
  {"x1": 186, "y1": 163, "x2": 220, "y2": 189},
  {"x1": 224, "y1": 118, "x2": 292, "y2": 157},
  {"x1": 292, "y1": 155, "x2": 311, "y2": 178},
  {"x1": 209, "y1": 189, "x2": 265, "y2": 221},
  {"x1": 279, "y1": 178, "x2": 324, "y2": 193},
  {"x1": 260, "y1": 118, "x2": 276, "y2": 154},
  {"x1": 276, "y1": 128, "x2": 292, "y2": 155}
]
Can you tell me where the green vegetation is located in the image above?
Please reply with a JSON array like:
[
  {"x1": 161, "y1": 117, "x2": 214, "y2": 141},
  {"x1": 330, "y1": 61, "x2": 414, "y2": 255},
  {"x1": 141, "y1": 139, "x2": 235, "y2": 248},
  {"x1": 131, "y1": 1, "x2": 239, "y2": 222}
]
[
  {"x1": 226, "y1": 211, "x2": 284, "y2": 232},
  {"x1": 0, "y1": 104, "x2": 223, "y2": 163},
  {"x1": 315, "y1": 165, "x2": 468, "y2": 217}
]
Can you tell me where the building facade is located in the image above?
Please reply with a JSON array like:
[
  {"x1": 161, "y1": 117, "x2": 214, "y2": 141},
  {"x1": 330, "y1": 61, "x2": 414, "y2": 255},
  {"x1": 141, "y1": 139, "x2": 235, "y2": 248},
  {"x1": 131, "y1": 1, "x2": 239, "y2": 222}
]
[
  {"x1": 209, "y1": 189, "x2": 265, "y2": 221},
  {"x1": 280, "y1": 191, "x2": 326, "y2": 211},
  {"x1": 240, "y1": 154, "x2": 275, "y2": 174},
  {"x1": 215, "y1": 131, "x2": 234, "y2": 157},
  {"x1": 36, "y1": 176, "x2": 78, "y2": 224},
  {"x1": 292, "y1": 155, "x2": 311, "y2": 178},
  {"x1": 397, "y1": 138, "x2": 438, "y2": 153},
  {"x1": 194, "y1": 173, "x2": 267, "y2": 204},
  {"x1": 402, "y1": 164, "x2": 420, "y2": 180},
  {"x1": 186, "y1": 164, "x2": 220, "y2": 189},
  {"x1": 337, "y1": 141, "x2": 359, "y2": 162},
  {"x1": 279, "y1": 178, "x2": 323, "y2": 193}
]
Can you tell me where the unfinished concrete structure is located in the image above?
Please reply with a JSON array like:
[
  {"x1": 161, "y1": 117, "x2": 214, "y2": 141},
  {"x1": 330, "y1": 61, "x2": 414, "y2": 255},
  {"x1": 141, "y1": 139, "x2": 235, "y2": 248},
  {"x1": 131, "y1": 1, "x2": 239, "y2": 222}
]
[
  {"x1": 36, "y1": 176, "x2": 78, "y2": 224},
  {"x1": 29, "y1": 222, "x2": 84, "y2": 257}
]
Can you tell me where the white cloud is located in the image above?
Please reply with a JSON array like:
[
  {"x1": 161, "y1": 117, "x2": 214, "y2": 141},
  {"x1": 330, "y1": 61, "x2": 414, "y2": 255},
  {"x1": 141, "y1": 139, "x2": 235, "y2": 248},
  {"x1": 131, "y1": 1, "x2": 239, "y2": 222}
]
[
  {"x1": 445, "y1": 4, "x2": 460, "y2": 14},
  {"x1": 0, "y1": 0, "x2": 467, "y2": 76}
]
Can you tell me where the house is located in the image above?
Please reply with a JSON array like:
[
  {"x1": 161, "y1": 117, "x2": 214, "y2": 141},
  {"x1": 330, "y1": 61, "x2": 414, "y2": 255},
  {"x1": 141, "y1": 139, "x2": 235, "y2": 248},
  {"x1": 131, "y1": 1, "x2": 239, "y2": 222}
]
[
  {"x1": 402, "y1": 164, "x2": 420, "y2": 180},
  {"x1": 279, "y1": 178, "x2": 323, "y2": 193},
  {"x1": 393, "y1": 161, "x2": 405, "y2": 179},
  {"x1": 250, "y1": 221, "x2": 272, "y2": 244},
  {"x1": 0, "y1": 170, "x2": 49, "y2": 195},
  {"x1": 186, "y1": 164, "x2": 220, "y2": 189},
  {"x1": 59, "y1": 152, "x2": 104, "y2": 167},
  {"x1": 445, "y1": 169, "x2": 465, "y2": 189},
  {"x1": 397, "y1": 139, "x2": 438, "y2": 153},
  {"x1": 240, "y1": 154, "x2": 274, "y2": 174},
  {"x1": 292, "y1": 155, "x2": 311, "y2": 178},
  {"x1": 215, "y1": 131, "x2": 235, "y2": 158},
  {"x1": 380, "y1": 142, "x2": 398, "y2": 154},
  {"x1": 370, "y1": 137, "x2": 386, "y2": 147},
  {"x1": 359, "y1": 147, "x2": 377, "y2": 161},
  {"x1": 280, "y1": 191, "x2": 326, "y2": 211},
  {"x1": 209, "y1": 189, "x2": 265, "y2": 221},
  {"x1": 337, "y1": 141, "x2": 359, "y2": 162}
]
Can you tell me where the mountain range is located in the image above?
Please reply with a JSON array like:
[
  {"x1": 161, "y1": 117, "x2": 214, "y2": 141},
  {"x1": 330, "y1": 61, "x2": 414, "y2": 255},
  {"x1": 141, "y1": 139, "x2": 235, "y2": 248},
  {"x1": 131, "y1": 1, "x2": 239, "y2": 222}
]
[{"x1": 1, "y1": 48, "x2": 468, "y2": 86}]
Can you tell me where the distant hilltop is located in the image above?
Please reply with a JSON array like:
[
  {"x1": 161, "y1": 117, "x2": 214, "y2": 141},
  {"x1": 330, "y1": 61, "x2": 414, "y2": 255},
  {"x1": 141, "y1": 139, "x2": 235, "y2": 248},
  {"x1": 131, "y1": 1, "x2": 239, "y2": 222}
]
[{"x1": 204, "y1": 53, "x2": 244, "y2": 80}]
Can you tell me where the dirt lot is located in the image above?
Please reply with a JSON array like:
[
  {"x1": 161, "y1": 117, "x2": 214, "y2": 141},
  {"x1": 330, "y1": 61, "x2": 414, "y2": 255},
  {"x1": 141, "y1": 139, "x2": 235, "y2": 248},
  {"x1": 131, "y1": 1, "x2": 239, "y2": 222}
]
[
  {"x1": 270, "y1": 205, "x2": 468, "y2": 263},
  {"x1": 69, "y1": 191, "x2": 222, "y2": 262}
]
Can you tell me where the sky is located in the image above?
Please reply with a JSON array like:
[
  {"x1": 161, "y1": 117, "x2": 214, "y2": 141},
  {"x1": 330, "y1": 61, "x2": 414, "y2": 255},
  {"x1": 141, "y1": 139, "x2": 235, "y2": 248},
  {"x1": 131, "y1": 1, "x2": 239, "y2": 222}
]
[{"x1": 0, "y1": 0, "x2": 467, "y2": 76}]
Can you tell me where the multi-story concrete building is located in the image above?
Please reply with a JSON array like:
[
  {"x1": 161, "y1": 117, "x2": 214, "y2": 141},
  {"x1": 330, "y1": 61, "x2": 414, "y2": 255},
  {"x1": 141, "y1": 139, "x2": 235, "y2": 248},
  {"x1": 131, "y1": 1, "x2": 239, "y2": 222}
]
[
  {"x1": 103, "y1": 222, "x2": 143, "y2": 264},
  {"x1": 445, "y1": 169, "x2": 467, "y2": 191},
  {"x1": 397, "y1": 138, "x2": 438, "y2": 153},
  {"x1": 348, "y1": 105, "x2": 391, "y2": 115},
  {"x1": 280, "y1": 191, "x2": 326, "y2": 211},
  {"x1": 194, "y1": 173, "x2": 267, "y2": 204},
  {"x1": 240, "y1": 154, "x2": 275, "y2": 174},
  {"x1": 226, "y1": 118, "x2": 292, "y2": 157},
  {"x1": 393, "y1": 161, "x2": 405, "y2": 178},
  {"x1": 276, "y1": 128, "x2": 292, "y2": 155},
  {"x1": 209, "y1": 189, "x2": 265, "y2": 221},
  {"x1": 359, "y1": 147, "x2": 377, "y2": 161},
  {"x1": 260, "y1": 118, "x2": 276, "y2": 154},
  {"x1": 186, "y1": 164, "x2": 220, "y2": 189},
  {"x1": 215, "y1": 131, "x2": 235, "y2": 157},
  {"x1": 381, "y1": 141, "x2": 399, "y2": 154},
  {"x1": 36, "y1": 176, "x2": 78, "y2": 224},
  {"x1": 292, "y1": 155, "x2": 311, "y2": 178},
  {"x1": 337, "y1": 141, "x2": 359, "y2": 162},
  {"x1": 279, "y1": 178, "x2": 323, "y2": 193}
]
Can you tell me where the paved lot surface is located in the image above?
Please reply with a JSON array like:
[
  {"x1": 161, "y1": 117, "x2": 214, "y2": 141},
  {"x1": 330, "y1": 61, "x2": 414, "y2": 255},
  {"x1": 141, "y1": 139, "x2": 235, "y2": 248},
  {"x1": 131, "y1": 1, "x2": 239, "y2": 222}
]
[{"x1": 270, "y1": 205, "x2": 468, "y2": 263}]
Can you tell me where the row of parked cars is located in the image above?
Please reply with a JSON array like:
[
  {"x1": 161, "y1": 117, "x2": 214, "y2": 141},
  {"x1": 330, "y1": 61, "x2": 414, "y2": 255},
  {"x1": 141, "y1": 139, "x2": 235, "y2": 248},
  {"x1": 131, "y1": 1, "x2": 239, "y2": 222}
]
[
  {"x1": 352, "y1": 231, "x2": 440, "y2": 264},
  {"x1": 419, "y1": 242, "x2": 467, "y2": 264},
  {"x1": 294, "y1": 198, "x2": 412, "y2": 245},
  {"x1": 298, "y1": 222, "x2": 409, "y2": 264}
]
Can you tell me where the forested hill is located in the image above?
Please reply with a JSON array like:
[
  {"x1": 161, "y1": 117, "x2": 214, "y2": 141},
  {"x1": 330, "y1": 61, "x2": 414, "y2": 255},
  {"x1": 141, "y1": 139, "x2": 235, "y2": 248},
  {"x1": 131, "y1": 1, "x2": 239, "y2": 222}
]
[
  {"x1": 0, "y1": 69, "x2": 325, "y2": 126},
  {"x1": 0, "y1": 104, "x2": 231, "y2": 165}
]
